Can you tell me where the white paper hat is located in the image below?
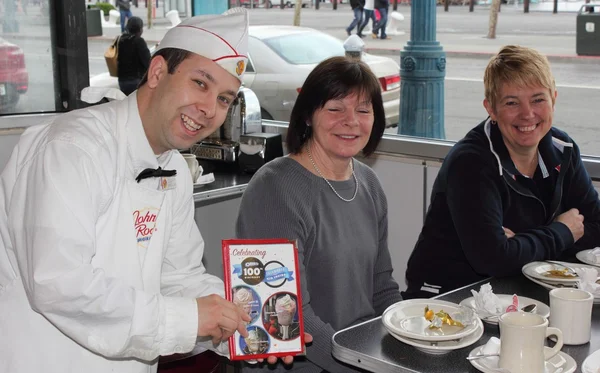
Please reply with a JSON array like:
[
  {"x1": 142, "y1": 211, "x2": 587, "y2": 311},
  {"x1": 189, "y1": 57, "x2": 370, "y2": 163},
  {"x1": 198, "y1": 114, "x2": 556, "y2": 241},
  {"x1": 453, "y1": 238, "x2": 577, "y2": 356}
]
[{"x1": 155, "y1": 8, "x2": 249, "y2": 80}]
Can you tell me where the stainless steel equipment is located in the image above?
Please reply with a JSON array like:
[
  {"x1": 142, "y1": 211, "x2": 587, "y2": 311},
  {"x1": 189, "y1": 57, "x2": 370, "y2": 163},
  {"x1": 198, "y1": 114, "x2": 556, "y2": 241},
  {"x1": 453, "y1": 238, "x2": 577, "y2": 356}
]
[
  {"x1": 238, "y1": 132, "x2": 283, "y2": 173},
  {"x1": 191, "y1": 87, "x2": 262, "y2": 163}
]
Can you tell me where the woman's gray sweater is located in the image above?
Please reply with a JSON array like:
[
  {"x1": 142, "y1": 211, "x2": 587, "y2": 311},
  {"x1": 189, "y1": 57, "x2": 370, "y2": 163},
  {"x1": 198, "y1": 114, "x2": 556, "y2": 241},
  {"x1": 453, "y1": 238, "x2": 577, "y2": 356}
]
[{"x1": 236, "y1": 157, "x2": 403, "y2": 372}]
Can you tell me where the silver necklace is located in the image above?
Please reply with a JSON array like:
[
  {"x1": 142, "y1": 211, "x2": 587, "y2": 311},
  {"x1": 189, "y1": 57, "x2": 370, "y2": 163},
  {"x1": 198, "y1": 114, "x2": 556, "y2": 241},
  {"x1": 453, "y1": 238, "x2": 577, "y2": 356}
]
[{"x1": 307, "y1": 146, "x2": 358, "y2": 202}]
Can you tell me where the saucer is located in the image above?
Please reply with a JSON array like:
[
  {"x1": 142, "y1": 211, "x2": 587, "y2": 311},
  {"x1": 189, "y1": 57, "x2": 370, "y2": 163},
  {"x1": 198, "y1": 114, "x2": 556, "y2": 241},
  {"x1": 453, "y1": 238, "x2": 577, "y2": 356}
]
[
  {"x1": 459, "y1": 295, "x2": 550, "y2": 325},
  {"x1": 382, "y1": 299, "x2": 481, "y2": 342},
  {"x1": 577, "y1": 249, "x2": 600, "y2": 268},
  {"x1": 468, "y1": 345, "x2": 577, "y2": 373},
  {"x1": 582, "y1": 348, "x2": 600, "y2": 373},
  {"x1": 387, "y1": 320, "x2": 483, "y2": 355},
  {"x1": 523, "y1": 273, "x2": 600, "y2": 305}
]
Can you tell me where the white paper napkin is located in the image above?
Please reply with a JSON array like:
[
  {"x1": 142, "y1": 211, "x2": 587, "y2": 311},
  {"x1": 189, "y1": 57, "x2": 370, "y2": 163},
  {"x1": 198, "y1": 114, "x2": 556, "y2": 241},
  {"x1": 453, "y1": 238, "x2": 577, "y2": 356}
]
[
  {"x1": 584, "y1": 248, "x2": 600, "y2": 265},
  {"x1": 576, "y1": 267, "x2": 600, "y2": 295},
  {"x1": 195, "y1": 172, "x2": 215, "y2": 185},
  {"x1": 471, "y1": 283, "x2": 503, "y2": 317},
  {"x1": 479, "y1": 337, "x2": 501, "y2": 368}
]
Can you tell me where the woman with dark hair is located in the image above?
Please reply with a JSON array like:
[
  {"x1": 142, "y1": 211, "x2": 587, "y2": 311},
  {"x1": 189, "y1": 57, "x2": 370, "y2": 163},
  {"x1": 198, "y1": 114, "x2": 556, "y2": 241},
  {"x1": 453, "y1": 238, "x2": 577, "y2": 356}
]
[
  {"x1": 117, "y1": 16, "x2": 150, "y2": 95},
  {"x1": 236, "y1": 56, "x2": 402, "y2": 372}
]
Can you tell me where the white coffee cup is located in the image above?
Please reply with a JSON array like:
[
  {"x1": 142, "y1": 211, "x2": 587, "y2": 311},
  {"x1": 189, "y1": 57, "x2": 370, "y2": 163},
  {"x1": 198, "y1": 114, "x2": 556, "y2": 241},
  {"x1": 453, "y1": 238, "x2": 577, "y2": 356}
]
[
  {"x1": 182, "y1": 154, "x2": 202, "y2": 182},
  {"x1": 499, "y1": 311, "x2": 563, "y2": 373},
  {"x1": 549, "y1": 288, "x2": 593, "y2": 345}
]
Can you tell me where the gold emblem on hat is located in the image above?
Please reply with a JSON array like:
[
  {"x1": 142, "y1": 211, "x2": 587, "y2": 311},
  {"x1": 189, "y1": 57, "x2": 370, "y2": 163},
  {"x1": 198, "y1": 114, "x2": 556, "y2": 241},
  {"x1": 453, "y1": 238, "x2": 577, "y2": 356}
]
[{"x1": 236, "y1": 60, "x2": 245, "y2": 76}]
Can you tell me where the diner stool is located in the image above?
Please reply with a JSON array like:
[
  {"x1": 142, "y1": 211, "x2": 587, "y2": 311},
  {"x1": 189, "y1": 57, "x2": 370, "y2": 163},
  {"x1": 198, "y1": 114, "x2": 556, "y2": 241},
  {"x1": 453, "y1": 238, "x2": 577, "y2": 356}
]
[
  {"x1": 166, "y1": 10, "x2": 182, "y2": 28},
  {"x1": 108, "y1": 9, "x2": 120, "y2": 26},
  {"x1": 386, "y1": 11, "x2": 405, "y2": 36},
  {"x1": 158, "y1": 350, "x2": 226, "y2": 373}
]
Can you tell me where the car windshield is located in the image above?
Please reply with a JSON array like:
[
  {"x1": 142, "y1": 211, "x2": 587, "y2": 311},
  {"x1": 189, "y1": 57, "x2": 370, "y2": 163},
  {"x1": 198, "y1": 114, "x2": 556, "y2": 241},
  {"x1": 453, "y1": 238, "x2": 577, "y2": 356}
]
[{"x1": 262, "y1": 32, "x2": 345, "y2": 65}]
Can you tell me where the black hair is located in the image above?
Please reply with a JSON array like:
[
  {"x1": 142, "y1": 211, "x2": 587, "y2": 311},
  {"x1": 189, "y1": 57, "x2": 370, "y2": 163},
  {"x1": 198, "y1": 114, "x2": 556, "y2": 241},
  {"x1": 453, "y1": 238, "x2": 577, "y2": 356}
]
[
  {"x1": 138, "y1": 48, "x2": 192, "y2": 87},
  {"x1": 126, "y1": 16, "x2": 144, "y2": 35},
  {"x1": 286, "y1": 56, "x2": 386, "y2": 157}
]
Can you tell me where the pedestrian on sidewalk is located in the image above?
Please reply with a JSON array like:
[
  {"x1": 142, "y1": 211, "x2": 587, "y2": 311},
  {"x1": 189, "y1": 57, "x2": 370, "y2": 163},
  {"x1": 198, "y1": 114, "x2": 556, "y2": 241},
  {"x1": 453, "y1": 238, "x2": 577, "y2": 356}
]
[
  {"x1": 116, "y1": 0, "x2": 133, "y2": 33},
  {"x1": 372, "y1": 0, "x2": 390, "y2": 40},
  {"x1": 346, "y1": 0, "x2": 364, "y2": 37},
  {"x1": 357, "y1": 0, "x2": 375, "y2": 38},
  {"x1": 117, "y1": 17, "x2": 150, "y2": 95}
]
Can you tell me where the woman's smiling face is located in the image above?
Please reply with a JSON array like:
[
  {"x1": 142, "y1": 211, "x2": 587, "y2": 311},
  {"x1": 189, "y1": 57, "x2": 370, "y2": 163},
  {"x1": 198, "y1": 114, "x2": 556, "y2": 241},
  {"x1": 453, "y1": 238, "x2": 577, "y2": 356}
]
[
  {"x1": 309, "y1": 91, "x2": 374, "y2": 162},
  {"x1": 484, "y1": 82, "x2": 557, "y2": 155}
]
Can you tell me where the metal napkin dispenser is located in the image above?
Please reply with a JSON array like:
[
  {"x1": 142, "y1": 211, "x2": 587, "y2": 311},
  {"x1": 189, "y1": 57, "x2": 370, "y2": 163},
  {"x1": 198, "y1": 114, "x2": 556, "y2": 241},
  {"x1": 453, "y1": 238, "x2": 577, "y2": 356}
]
[
  {"x1": 191, "y1": 87, "x2": 262, "y2": 162},
  {"x1": 238, "y1": 133, "x2": 283, "y2": 173}
]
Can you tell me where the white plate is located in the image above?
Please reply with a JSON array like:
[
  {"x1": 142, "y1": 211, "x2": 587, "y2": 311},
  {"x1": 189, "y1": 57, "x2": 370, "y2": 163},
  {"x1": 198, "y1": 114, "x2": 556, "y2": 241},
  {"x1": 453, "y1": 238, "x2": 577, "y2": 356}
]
[
  {"x1": 577, "y1": 250, "x2": 600, "y2": 268},
  {"x1": 582, "y1": 348, "x2": 600, "y2": 373},
  {"x1": 523, "y1": 273, "x2": 600, "y2": 305},
  {"x1": 387, "y1": 320, "x2": 484, "y2": 355},
  {"x1": 469, "y1": 344, "x2": 577, "y2": 373},
  {"x1": 522, "y1": 261, "x2": 598, "y2": 285},
  {"x1": 382, "y1": 299, "x2": 481, "y2": 342},
  {"x1": 459, "y1": 295, "x2": 550, "y2": 325}
]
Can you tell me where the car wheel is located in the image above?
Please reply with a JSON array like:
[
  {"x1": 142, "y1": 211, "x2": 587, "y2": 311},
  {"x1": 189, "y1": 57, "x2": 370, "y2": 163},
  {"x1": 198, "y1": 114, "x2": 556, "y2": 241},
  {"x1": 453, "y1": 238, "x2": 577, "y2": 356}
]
[
  {"x1": 260, "y1": 108, "x2": 274, "y2": 121},
  {"x1": 266, "y1": 0, "x2": 273, "y2": 8}
]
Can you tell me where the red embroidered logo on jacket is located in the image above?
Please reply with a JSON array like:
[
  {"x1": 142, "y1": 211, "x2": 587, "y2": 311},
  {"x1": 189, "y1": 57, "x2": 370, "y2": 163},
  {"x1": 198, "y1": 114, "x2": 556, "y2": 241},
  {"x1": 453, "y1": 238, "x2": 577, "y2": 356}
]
[{"x1": 133, "y1": 208, "x2": 158, "y2": 248}]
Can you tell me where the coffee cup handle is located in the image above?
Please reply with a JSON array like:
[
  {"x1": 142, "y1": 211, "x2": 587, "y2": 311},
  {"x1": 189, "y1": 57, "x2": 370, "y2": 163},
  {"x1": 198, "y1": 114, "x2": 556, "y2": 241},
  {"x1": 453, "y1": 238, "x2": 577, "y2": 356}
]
[{"x1": 544, "y1": 327, "x2": 563, "y2": 361}]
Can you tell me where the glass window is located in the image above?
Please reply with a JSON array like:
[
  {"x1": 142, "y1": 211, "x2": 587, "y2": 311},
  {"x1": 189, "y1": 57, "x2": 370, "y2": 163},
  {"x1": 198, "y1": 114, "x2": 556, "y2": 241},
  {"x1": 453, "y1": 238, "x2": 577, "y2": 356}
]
[
  {"x1": 0, "y1": 4, "x2": 55, "y2": 115},
  {"x1": 262, "y1": 32, "x2": 345, "y2": 65}
]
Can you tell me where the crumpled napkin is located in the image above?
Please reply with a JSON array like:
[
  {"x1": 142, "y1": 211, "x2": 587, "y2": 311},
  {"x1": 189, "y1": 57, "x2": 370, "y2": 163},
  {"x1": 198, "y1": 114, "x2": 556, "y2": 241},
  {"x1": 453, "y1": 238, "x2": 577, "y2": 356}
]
[
  {"x1": 576, "y1": 267, "x2": 600, "y2": 295},
  {"x1": 195, "y1": 172, "x2": 215, "y2": 185},
  {"x1": 471, "y1": 283, "x2": 503, "y2": 317},
  {"x1": 478, "y1": 337, "x2": 501, "y2": 369},
  {"x1": 584, "y1": 248, "x2": 600, "y2": 265}
]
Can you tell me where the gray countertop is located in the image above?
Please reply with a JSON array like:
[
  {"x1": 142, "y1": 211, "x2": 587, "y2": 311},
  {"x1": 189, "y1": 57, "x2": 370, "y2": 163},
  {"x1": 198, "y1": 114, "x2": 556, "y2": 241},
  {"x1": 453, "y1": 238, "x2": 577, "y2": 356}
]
[
  {"x1": 192, "y1": 168, "x2": 253, "y2": 202},
  {"x1": 332, "y1": 275, "x2": 600, "y2": 373}
]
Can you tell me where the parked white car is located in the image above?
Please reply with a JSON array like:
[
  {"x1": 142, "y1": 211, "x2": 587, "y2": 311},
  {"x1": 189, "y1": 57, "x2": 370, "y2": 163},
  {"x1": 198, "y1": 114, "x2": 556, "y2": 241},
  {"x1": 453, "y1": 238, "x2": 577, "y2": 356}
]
[{"x1": 90, "y1": 26, "x2": 400, "y2": 127}]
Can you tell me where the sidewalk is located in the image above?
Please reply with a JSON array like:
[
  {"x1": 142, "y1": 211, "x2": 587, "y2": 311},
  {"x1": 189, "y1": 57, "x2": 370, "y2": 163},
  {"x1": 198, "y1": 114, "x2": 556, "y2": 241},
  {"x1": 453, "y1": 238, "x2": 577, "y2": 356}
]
[{"x1": 94, "y1": 2, "x2": 600, "y2": 63}]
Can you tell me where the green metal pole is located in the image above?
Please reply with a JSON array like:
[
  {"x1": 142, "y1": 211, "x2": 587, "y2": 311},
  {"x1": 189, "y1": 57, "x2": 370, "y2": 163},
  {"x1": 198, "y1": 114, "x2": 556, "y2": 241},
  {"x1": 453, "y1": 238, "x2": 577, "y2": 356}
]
[{"x1": 398, "y1": 0, "x2": 446, "y2": 139}]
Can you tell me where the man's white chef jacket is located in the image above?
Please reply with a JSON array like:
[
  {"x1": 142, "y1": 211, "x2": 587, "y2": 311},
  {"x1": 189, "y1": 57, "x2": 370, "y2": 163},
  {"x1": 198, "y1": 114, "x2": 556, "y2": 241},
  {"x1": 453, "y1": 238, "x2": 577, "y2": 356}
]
[{"x1": 0, "y1": 93, "x2": 227, "y2": 372}]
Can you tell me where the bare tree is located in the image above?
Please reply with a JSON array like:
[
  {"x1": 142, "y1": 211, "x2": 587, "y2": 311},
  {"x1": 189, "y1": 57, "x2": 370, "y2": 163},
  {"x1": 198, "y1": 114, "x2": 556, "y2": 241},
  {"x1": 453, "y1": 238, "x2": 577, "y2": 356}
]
[
  {"x1": 293, "y1": 0, "x2": 302, "y2": 25},
  {"x1": 487, "y1": 0, "x2": 501, "y2": 39}
]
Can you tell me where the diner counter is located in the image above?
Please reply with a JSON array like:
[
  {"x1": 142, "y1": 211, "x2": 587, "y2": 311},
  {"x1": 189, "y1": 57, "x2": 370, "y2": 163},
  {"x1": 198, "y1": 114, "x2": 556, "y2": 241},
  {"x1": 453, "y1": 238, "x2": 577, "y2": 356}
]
[
  {"x1": 192, "y1": 169, "x2": 253, "y2": 203},
  {"x1": 332, "y1": 275, "x2": 600, "y2": 373}
]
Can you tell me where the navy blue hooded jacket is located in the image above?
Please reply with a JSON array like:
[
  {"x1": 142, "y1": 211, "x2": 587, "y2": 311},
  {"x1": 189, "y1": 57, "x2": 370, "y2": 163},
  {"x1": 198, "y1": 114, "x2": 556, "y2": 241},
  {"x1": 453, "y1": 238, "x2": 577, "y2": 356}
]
[{"x1": 403, "y1": 119, "x2": 600, "y2": 298}]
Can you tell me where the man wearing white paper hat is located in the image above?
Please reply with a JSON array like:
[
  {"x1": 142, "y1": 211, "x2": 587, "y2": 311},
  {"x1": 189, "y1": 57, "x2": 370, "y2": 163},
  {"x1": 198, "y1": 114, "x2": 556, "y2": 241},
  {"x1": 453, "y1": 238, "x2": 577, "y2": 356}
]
[{"x1": 0, "y1": 8, "x2": 308, "y2": 373}]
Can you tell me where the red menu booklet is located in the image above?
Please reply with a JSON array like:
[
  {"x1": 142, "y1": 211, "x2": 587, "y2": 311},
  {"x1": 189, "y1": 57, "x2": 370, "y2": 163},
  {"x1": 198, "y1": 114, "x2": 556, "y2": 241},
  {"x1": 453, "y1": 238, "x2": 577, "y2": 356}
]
[{"x1": 222, "y1": 239, "x2": 305, "y2": 361}]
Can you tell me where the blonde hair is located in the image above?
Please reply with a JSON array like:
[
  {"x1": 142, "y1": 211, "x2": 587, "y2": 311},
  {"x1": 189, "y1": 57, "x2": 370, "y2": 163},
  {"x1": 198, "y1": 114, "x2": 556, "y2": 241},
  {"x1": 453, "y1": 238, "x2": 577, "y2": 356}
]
[{"x1": 484, "y1": 45, "x2": 556, "y2": 111}]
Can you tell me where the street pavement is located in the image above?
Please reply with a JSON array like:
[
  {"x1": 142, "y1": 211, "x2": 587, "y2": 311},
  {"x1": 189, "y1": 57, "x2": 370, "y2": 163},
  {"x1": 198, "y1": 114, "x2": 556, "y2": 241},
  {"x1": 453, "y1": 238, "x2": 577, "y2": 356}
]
[{"x1": 107, "y1": 3, "x2": 599, "y2": 61}]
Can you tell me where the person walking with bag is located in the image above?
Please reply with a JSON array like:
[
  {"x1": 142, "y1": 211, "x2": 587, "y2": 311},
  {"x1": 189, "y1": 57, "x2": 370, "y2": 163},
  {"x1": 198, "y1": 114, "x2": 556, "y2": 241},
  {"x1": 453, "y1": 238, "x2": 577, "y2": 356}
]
[
  {"x1": 357, "y1": 0, "x2": 375, "y2": 38},
  {"x1": 116, "y1": 0, "x2": 133, "y2": 32},
  {"x1": 345, "y1": 0, "x2": 364, "y2": 37},
  {"x1": 117, "y1": 17, "x2": 150, "y2": 95},
  {"x1": 371, "y1": 0, "x2": 390, "y2": 40}
]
